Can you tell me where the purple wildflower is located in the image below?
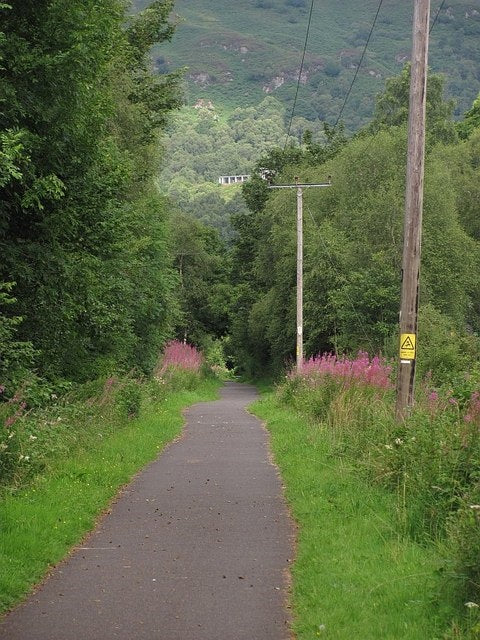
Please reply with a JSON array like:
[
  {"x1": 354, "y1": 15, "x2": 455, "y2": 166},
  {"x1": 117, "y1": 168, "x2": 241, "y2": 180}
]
[
  {"x1": 292, "y1": 351, "x2": 393, "y2": 390},
  {"x1": 160, "y1": 340, "x2": 203, "y2": 373}
]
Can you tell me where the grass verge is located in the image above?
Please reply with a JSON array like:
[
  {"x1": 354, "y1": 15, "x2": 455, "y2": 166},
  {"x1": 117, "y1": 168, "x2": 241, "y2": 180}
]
[
  {"x1": 0, "y1": 378, "x2": 220, "y2": 614},
  {"x1": 251, "y1": 392, "x2": 457, "y2": 640}
]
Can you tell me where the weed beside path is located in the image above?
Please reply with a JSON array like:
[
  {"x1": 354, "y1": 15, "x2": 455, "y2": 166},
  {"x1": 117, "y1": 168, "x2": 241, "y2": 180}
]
[
  {"x1": 0, "y1": 379, "x2": 220, "y2": 614},
  {"x1": 252, "y1": 393, "x2": 457, "y2": 640}
]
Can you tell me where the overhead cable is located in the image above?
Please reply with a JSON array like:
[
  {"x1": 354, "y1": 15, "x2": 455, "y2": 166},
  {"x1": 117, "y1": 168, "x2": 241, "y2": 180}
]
[
  {"x1": 283, "y1": 0, "x2": 315, "y2": 151},
  {"x1": 430, "y1": 0, "x2": 446, "y2": 33},
  {"x1": 333, "y1": 0, "x2": 384, "y2": 128}
]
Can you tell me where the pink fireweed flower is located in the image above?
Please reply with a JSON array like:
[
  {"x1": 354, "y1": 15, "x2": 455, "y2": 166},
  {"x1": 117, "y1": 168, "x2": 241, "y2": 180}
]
[
  {"x1": 462, "y1": 390, "x2": 480, "y2": 424},
  {"x1": 426, "y1": 390, "x2": 441, "y2": 416},
  {"x1": 160, "y1": 340, "x2": 203, "y2": 373},
  {"x1": 293, "y1": 351, "x2": 393, "y2": 390}
]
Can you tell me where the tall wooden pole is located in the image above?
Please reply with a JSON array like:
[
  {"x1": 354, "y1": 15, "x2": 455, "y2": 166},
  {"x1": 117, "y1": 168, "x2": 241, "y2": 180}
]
[
  {"x1": 268, "y1": 179, "x2": 331, "y2": 374},
  {"x1": 395, "y1": 0, "x2": 430, "y2": 420},
  {"x1": 296, "y1": 179, "x2": 304, "y2": 372}
]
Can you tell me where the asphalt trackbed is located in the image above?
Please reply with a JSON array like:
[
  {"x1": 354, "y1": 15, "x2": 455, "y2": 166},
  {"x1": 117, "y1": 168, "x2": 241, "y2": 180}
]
[{"x1": 0, "y1": 382, "x2": 295, "y2": 640}]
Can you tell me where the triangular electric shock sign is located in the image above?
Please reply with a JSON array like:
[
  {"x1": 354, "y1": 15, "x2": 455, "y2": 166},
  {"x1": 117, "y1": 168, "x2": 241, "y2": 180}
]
[{"x1": 400, "y1": 333, "x2": 416, "y2": 360}]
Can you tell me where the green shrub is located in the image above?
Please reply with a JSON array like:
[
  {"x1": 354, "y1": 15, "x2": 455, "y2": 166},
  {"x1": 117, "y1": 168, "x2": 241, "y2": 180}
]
[
  {"x1": 0, "y1": 357, "x2": 215, "y2": 491},
  {"x1": 448, "y1": 484, "x2": 480, "y2": 604},
  {"x1": 0, "y1": 282, "x2": 36, "y2": 393},
  {"x1": 416, "y1": 305, "x2": 480, "y2": 386},
  {"x1": 276, "y1": 363, "x2": 480, "y2": 634},
  {"x1": 115, "y1": 378, "x2": 143, "y2": 419},
  {"x1": 159, "y1": 366, "x2": 203, "y2": 391}
]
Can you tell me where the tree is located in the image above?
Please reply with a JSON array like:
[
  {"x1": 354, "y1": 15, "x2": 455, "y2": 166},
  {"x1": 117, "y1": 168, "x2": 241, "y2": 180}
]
[
  {"x1": 171, "y1": 212, "x2": 231, "y2": 346},
  {"x1": 371, "y1": 64, "x2": 457, "y2": 143},
  {"x1": 456, "y1": 93, "x2": 480, "y2": 140},
  {"x1": 229, "y1": 123, "x2": 479, "y2": 374},
  {"x1": 0, "y1": 0, "x2": 181, "y2": 381}
]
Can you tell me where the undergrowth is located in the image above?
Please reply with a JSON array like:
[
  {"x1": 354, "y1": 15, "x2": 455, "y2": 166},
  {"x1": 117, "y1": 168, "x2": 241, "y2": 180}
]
[
  {"x1": 0, "y1": 341, "x2": 222, "y2": 613},
  {"x1": 275, "y1": 352, "x2": 480, "y2": 638}
]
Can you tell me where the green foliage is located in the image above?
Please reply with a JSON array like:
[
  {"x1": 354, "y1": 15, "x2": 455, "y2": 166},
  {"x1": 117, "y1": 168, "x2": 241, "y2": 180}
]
[
  {"x1": 114, "y1": 378, "x2": 143, "y2": 419},
  {"x1": 0, "y1": 130, "x2": 26, "y2": 188},
  {"x1": 274, "y1": 368, "x2": 480, "y2": 635},
  {"x1": 457, "y1": 93, "x2": 480, "y2": 140},
  {"x1": 416, "y1": 305, "x2": 480, "y2": 385},
  {"x1": 447, "y1": 482, "x2": 480, "y2": 611},
  {"x1": 253, "y1": 393, "x2": 456, "y2": 639},
  {"x1": 324, "y1": 59, "x2": 341, "y2": 77},
  {"x1": 0, "y1": 283, "x2": 35, "y2": 391},
  {"x1": 159, "y1": 98, "x2": 289, "y2": 239},
  {"x1": 127, "y1": 0, "x2": 176, "y2": 62},
  {"x1": 0, "y1": 361, "x2": 218, "y2": 489},
  {"x1": 229, "y1": 74, "x2": 480, "y2": 375},
  {"x1": 171, "y1": 212, "x2": 232, "y2": 345},
  {"x1": 142, "y1": 0, "x2": 480, "y2": 131},
  {"x1": 450, "y1": 128, "x2": 480, "y2": 242},
  {"x1": 372, "y1": 64, "x2": 457, "y2": 143},
  {"x1": 158, "y1": 366, "x2": 204, "y2": 391},
  {"x1": 201, "y1": 335, "x2": 231, "y2": 376},
  {"x1": 0, "y1": 0, "x2": 181, "y2": 384}
]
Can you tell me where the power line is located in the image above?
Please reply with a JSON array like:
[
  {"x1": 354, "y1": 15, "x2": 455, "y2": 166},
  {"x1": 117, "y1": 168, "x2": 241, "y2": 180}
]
[
  {"x1": 430, "y1": 0, "x2": 446, "y2": 33},
  {"x1": 333, "y1": 0, "x2": 384, "y2": 128},
  {"x1": 283, "y1": 0, "x2": 315, "y2": 151},
  {"x1": 361, "y1": 0, "x2": 444, "y2": 159},
  {"x1": 284, "y1": 0, "x2": 440, "y2": 148}
]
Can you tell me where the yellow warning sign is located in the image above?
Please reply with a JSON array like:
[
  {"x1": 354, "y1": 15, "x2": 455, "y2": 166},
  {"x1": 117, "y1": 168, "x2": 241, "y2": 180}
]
[{"x1": 400, "y1": 333, "x2": 416, "y2": 360}]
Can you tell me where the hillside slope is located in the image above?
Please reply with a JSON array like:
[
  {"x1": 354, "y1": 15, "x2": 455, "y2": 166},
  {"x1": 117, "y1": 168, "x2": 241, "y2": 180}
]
[{"x1": 135, "y1": 0, "x2": 480, "y2": 130}]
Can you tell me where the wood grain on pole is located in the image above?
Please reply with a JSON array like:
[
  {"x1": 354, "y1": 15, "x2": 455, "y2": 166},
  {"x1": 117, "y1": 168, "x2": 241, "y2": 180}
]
[
  {"x1": 268, "y1": 180, "x2": 330, "y2": 373},
  {"x1": 395, "y1": 0, "x2": 430, "y2": 420},
  {"x1": 296, "y1": 184, "x2": 303, "y2": 372}
]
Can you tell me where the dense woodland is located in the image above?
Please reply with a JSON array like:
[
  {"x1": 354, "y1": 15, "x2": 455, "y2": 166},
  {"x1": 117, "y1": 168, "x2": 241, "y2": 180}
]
[
  {"x1": 1, "y1": 0, "x2": 480, "y2": 393},
  {"x1": 0, "y1": 0, "x2": 184, "y2": 393},
  {"x1": 231, "y1": 72, "x2": 480, "y2": 380},
  {"x1": 2, "y1": 1, "x2": 480, "y2": 636}
]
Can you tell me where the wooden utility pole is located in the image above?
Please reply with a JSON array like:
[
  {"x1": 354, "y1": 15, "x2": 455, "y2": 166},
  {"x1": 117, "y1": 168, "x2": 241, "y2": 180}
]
[
  {"x1": 296, "y1": 179, "x2": 304, "y2": 370},
  {"x1": 268, "y1": 178, "x2": 331, "y2": 373},
  {"x1": 395, "y1": 0, "x2": 431, "y2": 420}
]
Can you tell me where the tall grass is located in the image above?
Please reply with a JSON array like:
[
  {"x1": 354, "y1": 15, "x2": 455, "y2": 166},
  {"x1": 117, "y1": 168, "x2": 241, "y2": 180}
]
[
  {"x1": 0, "y1": 341, "x2": 221, "y2": 613},
  {"x1": 0, "y1": 340, "x2": 208, "y2": 489},
  {"x1": 252, "y1": 395, "x2": 456, "y2": 639},
  {"x1": 277, "y1": 352, "x2": 480, "y2": 637}
]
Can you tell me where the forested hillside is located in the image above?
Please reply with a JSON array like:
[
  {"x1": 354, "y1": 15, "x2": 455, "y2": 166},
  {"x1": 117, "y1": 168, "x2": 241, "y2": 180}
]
[
  {"x1": 149, "y1": 0, "x2": 480, "y2": 239},
  {"x1": 136, "y1": 0, "x2": 480, "y2": 129},
  {"x1": 229, "y1": 72, "x2": 480, "y2": 378},
  {"x1": 159, "y1": 97, "x2": 300, "y2": 239}
]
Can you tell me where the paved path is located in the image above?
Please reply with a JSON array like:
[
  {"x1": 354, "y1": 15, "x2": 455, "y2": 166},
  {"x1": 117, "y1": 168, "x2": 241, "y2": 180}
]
[{"x1": 0, "y1": 382, "x2": 295, "y2": 640}]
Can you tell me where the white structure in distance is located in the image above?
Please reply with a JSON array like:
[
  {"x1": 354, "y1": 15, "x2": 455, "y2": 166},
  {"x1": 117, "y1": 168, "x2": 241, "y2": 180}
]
[{"x1": 218, "y1": 174, "x2": 250, "y2": 186}]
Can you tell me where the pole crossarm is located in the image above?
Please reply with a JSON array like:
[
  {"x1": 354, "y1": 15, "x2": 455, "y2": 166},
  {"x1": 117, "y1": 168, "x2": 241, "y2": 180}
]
[{"x1": 268, "y1": 183, "x2": 331, "y2": 189}]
